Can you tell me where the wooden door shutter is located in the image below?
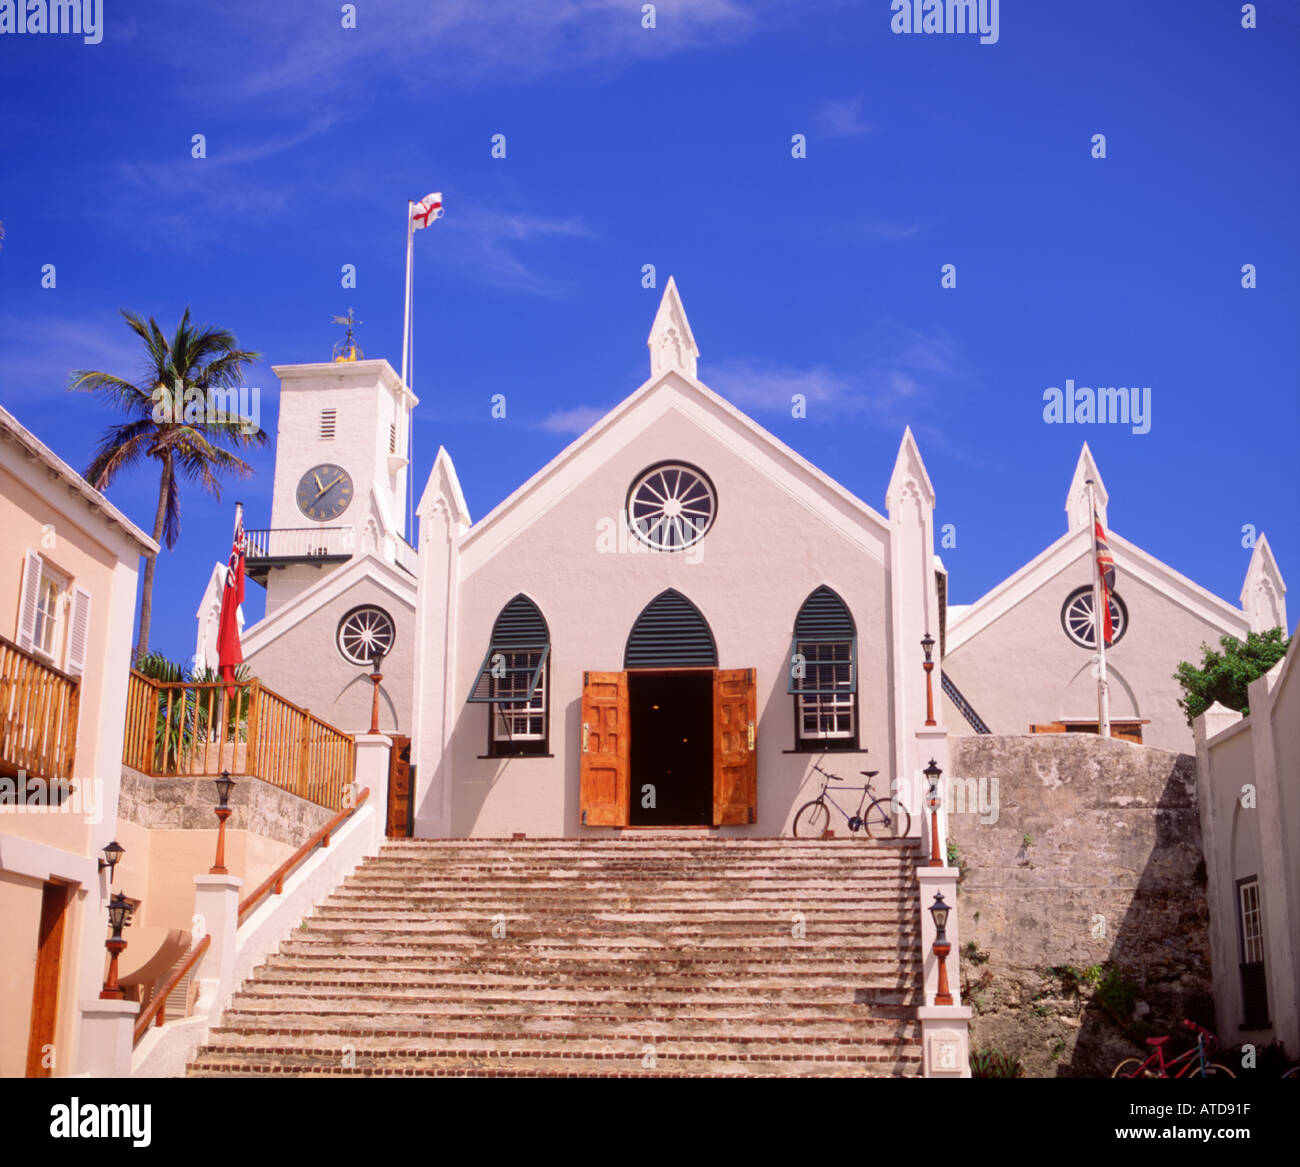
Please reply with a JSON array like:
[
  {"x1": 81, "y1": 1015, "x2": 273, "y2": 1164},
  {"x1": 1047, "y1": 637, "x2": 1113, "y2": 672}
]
[
  {"x1": 65, "y1": 587, "x2": 91, "y2": 676},
  {"x1": 713, "y1": 668, "x2": 756, "y2": 825},
  {"x1": 580, "y1": 671, "x2": 629, "y2": 826},
  {"x1": 17, "y1": 550, "x2": 42, "y2": 651}
]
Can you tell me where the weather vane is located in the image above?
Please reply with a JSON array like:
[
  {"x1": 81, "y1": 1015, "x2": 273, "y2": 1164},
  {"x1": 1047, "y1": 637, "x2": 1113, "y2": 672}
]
[{"x1": 332, "y1": 308, "x2": 363, "y2": 362}]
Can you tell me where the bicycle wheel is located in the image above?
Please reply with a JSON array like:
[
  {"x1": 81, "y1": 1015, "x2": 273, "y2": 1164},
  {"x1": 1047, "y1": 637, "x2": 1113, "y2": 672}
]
[
  {"x1": 865, "y1": 797, "x2": 910, "y2": 839},
  {"x1": 793, "y1": 799, "x2": 831, "y2": 838},
  {"x1": 1197, "y1": 1063, "x2": 1236, "y2": 1079},
  {"x1": 1111, "y1": 1058, "x2": 1147, "y2": 1078}
]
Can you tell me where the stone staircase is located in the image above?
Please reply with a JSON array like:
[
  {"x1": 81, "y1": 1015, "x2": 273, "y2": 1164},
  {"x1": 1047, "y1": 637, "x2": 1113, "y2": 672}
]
[{"x1": 188, "y1": 837, "x2": 925, "y2": 1077}]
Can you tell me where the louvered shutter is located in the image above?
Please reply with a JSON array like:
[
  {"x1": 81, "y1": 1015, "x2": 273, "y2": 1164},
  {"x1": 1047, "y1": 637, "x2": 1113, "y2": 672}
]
[
  {"x1": 580, "y1": 671, "x2": 629, "y2": 826},
  {"x1": 624, "y1": 590, "x2": 717, "y2": 668},
  {"x1": 787, "y1": 585, "x2": 856, "y2": 694},
  {"x1": 66, "y1": 586, "x2": 91, "y2": 676},
  {"x1": 466, "y1": 595, "x2": 549, "y2": 704},
  {"x1": 713, "y1": 668, "x2": 757, "y2": 825},
  {"x1": 17, "y1": 550, "x2": 43, "y2": 651}
]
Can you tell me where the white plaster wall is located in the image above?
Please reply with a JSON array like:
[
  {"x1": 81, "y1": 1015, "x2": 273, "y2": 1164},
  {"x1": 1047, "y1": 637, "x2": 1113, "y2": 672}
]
[
  {"x1": 439, "y1": 402, "x2": 894, "y2": 837},
  {"x1": 944, "y1": 549, "x2": 1235, "y2": 752},
  {"x1": 244, "y1": 574, "x2": 415, "y2": 735}
]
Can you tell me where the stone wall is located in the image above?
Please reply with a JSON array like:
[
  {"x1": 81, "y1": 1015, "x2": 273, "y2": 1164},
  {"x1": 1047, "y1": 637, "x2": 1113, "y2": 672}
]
[
  {"x1": 948, "y1": 734, "x2": 1213, "y2": 1077},
  {"x1": 118, "y1": 768, "x2": 332, "y2": 847}
]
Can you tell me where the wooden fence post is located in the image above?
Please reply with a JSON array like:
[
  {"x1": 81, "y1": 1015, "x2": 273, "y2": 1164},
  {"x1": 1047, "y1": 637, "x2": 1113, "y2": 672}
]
[{"x1": 297, "y1": 710, "x2": 311, "y2": 800}]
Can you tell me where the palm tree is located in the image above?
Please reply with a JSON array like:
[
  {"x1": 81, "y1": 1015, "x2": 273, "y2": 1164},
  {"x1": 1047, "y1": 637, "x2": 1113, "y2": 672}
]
[{"x1": 70, "y1": 308, "x2": 266, "y2": 661}]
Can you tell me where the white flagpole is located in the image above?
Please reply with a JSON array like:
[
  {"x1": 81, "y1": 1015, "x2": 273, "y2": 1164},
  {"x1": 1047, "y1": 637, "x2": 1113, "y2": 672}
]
[
  {"x1": 401, "y1": 201, "x2": 414, "y2": 390},
  {"x1": 1087, "y1": 479, "x2": 1112, "y2": 739}
]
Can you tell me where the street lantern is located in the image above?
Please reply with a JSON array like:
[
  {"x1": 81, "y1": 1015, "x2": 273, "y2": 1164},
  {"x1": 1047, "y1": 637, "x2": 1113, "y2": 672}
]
[
  {"x1": 211, "y1": 771, "x2": 235, "y2": 875},
  {"x1": 99, "y1": 892, "x2": 131, "y2": 1000},
  {"x1": 924, "y1": 758, "x2": 943, "y2": 866},
  {"x1": 921, "y1": 634, "x2": 937, "y2": 725},
  {"x1": 368, "y1": 645, "x2": 387, "y2": 735},
  {"x1": 929, "y1": 891, "x2": 954, "y2": 1007},
  {"x1": 98, "y1": 840, "x2": 125, "y2": 881}
]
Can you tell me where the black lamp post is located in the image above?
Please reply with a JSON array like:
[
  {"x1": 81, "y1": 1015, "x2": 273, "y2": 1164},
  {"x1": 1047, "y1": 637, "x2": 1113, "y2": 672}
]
[
  {"x1": 924, "y1": 758, "x2": 943, "y2": 867},
  {"x1": 98, "y1": 840, "x2": 124, "y2": 882},
  {"x1": 921, "y1": 633, "x2": 936, "y2": 726},
  {"x1": 368, "y1": 645, "x2": 387, "y2": 735},
  {"x1": 211, "y1": 771, "x2": 235, "y2": 875},
  {"x1": 929, "y1": 891, "x2": 953, "y2": 1006},
  {"x1": 100, "y1": 892, "x2": 130, "y2": 999}
]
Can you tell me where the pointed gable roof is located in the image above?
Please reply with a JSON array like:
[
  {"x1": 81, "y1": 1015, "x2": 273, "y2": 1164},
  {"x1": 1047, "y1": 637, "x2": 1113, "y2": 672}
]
[
  {"x1": 647, "y1": 276, "x2": 699, "y2": 380},
  {"x1": 1065, "y1": 442, "x2": 1108, "y2": 531},
  {"x1": 885, "y1": 426, "x2": 936, "y2": 514},
  {"x1": 1241, "y1": 532, "x2": 1288, "y2": 633}
]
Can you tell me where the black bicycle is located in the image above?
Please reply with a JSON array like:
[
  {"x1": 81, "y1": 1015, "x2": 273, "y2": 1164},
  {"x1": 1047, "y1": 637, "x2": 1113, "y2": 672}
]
[{"x1": 792, "y1": 763, "x2": 911, "y2": 839}]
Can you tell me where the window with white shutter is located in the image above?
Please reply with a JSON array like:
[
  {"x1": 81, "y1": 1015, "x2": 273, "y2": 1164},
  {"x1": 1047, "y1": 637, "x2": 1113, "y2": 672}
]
[
  {"x1": 66, "y1": 586, "x2": 91, "y2": 676},
  {"x1": 17, "y1": 549, "x2": 43, "y2": 651}
]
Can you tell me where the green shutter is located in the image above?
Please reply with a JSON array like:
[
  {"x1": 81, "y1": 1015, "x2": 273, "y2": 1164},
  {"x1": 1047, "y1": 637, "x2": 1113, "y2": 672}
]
[
  {"x1": 624, "y1": 589, "x2": 718, "y2": 668},
  {"x1": 467, "y1": 595, "x2": 550, "y2": 704},
  {"x1": 787, "y1": 586, "x2": 857, "y2": 694}
]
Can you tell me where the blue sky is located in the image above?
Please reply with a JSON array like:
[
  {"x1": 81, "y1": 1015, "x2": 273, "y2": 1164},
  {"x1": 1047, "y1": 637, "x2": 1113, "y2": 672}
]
[{"x1": 1, "y1": 0, "x2": 1297, "y2": 666}]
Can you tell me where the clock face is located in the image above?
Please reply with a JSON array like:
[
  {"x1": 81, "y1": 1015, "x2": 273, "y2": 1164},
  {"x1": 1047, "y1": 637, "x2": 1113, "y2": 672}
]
[{"x1": 296, "y1": 463, "x2": 354, "y2": 522}]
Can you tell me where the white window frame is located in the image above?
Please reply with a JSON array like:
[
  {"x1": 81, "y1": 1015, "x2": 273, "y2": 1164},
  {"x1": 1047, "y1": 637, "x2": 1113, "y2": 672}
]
[
  {"x1": 796, "y1": 640, "x2": 855, "y2": 742},
  {"x1": 491, "y1": 649, "x2": 547, "y2": 742},
  {"x1": 1239, "y1": 878, "x2": 1265, "y2": 965},
  {"x1": 31, "y1": 560, "x2": 70, "y2": 665}
]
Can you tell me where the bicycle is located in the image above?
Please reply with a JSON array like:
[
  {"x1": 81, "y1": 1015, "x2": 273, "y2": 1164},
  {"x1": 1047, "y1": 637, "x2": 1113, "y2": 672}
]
[
  {"x1": 792, "y1": 762, "x2": 910, "y2": 839},
  {"x1": 1111, "y1": 1020, "x2": 1237, "y2": 1078}
]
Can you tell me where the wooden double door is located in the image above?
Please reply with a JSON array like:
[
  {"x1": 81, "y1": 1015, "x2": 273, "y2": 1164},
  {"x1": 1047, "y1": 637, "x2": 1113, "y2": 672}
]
[{"x1": 580, "y1": 668, "x2": 757, "y2": 828}]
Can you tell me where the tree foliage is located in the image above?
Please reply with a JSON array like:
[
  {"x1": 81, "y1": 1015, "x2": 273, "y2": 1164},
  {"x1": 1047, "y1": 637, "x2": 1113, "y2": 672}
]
[{"x1": 1174, "y1": 628, "x2": 1290, "y2": 725}]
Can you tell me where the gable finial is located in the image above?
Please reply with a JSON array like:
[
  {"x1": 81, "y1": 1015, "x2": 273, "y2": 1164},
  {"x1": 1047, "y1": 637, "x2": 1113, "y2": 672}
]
[
  {"x1": 1066, "y1": 442, "x2": 1107, "y2": 531},
  {"x1": 647, "y1": 276, "x2": 699, "y2": 379}
]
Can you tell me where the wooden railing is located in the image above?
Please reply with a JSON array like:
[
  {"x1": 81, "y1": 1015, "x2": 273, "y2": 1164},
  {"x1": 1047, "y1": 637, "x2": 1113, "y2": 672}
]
[
  {"x1": 238, "y1": 787, "x2": 370, "y2": 925},
  {"x1": 0, "y1": 634, "x2": 79, "y2": 780},
  {"x1": 132, "y1": 934, "x2": 211, "y2": 1046},
  {"x1": 122, "y1": 673, "x2": 354, "y2": 812}
]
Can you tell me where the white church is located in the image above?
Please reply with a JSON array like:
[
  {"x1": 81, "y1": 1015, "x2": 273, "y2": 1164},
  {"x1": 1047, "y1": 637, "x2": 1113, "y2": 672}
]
[{"x1": 200, "y1": 278, "x2": 1289, "y2": 839}]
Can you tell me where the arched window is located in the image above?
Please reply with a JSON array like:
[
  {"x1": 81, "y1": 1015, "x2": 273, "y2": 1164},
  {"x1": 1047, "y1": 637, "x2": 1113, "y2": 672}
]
[
  {"x1": 787, "y1": 585, "x2": 857, "y2": 750},
  {"x1": 467, "y1": 595, "x2": 550, "y2": 756},
  {"x1": 624, "y1": 589, "x2": 718, "y2": 668}
]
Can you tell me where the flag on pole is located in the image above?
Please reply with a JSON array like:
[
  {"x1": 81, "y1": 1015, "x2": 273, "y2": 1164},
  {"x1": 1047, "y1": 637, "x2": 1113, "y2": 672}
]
[
  {"x1": 216, "y1": 504, "x2": 246, "y2": 695},
  {"x1": 411, "y1": 192, "x2": 443, "y2": 229},
  {"x1": 1093, "y1": 516, "x2": 1117, "y2": 647}
]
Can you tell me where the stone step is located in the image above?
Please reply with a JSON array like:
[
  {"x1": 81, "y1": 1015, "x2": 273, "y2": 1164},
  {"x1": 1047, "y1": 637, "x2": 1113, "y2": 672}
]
[
  {"x1": 229, "y1": 986, "x2": 923, "y2": 1010},
  {"x1": 189, "y1": 1044, "x2": 925, "y2": 1070},
  {"x1": 211, "y1": 1010, "x2": 918, "y2": 1036},
  {"x1": 196, "y1": 1028, "x2": 920, "y2": 1057},
  {"x1": 191, "y1": 835, "x2": 927, "y2": 1079}
]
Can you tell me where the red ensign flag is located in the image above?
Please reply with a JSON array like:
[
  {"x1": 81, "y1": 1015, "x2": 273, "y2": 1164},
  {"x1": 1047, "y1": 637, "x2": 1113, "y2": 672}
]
[{"x1": 216, "y1": 506, "x2": 245, "y2": 695}]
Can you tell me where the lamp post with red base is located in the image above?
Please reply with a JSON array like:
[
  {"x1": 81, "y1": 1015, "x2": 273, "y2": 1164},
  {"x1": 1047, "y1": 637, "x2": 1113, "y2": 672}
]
[
  {"x1": 929, "y1": 891, "x2": 954, "y2": 1006},
  {"x1": 210, "y1": 771, "x2": 235, "y2": 875},
  {"x1": 368, "y1": 646, "x2": 387, "y2": 735},
  {"x1": 924, "y1": 758, "x2": 944, "y2": 867},
  {"x1": 921, "y1": 634, "x2": 937, "y2": 726},
  {"x1": 99, "y1": 892, "x2": 130, "y2": 999}
]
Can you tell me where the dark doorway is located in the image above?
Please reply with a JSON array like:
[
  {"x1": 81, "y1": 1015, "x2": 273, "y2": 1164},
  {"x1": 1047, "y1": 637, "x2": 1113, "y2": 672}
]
[{"x1": 628, "y1": 670, "x2": 713, "y2": 826}]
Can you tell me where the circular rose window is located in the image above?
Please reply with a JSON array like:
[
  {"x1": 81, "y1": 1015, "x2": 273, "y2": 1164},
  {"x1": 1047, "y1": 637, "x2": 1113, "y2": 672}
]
[
  {"x1": 337, "y1": 605, "x2": 396, "y2": 665},
  {"x1": 626, "y1": 462, "x2": 716, "y2": 551},
  {"x1": 1061, "y1": 586, "x2": 1128, "y2": 648}
]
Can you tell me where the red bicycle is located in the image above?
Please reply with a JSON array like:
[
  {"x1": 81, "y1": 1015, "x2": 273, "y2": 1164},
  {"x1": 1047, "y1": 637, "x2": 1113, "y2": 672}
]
[{"x1": 1112, "y1": 1020, "x2": 1236, "y2": 1078}]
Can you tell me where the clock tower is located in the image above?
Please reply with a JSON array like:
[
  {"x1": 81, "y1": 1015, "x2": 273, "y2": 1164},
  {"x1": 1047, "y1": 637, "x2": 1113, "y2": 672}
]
[{"x1": 253, "y1": 357, "x2": 419, "y2": 615}]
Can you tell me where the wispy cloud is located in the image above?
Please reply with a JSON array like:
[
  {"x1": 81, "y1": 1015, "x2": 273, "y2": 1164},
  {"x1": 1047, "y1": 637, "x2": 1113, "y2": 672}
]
[
  {"x1": 211, "y1": 0, "x2": 776, "y2": 106},
  {"x1": 813, "y1": 96, "x2": 875, "y2": 140},
  {"x1": 706, "y1": 327, "x2": 961, "y2": 425},
  {"x1": 536, "y1": 405, "x2": 612, "y2": 435},
  {"x1": 0, "y1": 312, "x2": 152, "y2": 401},
  {"x1": 441, "y1": 207, "x2": 595, "y2": 295}
]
